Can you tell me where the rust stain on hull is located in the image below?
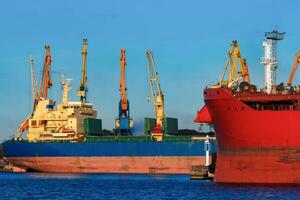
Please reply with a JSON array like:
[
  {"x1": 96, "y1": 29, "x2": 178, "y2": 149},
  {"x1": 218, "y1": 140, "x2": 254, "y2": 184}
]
[{"x1": 7, "y1": 156, "x2": 206, "y2": 174}]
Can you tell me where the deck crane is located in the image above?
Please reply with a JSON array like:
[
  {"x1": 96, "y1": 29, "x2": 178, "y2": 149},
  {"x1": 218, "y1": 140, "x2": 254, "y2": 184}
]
[
  {"x1": 17, "y1": 45, "x2": 53, "y2": 139},
  {"x1": 146, "y1": 50, "x2": 165, "y2": 141},
  {"x1": 77, "y1": 38, "x2": 88, "y2": 102},
  {"x1": 30, "y1": 55, "x2": 38, "y2": 107},
  {"x1": 115, "y1": 48, "x2": 133, "y2": 135},
  {"x1": 217, "y1": 40, "x2": 251, "y2": 89},
  {"x1": 287, "y1": 52, "x2": 300, "y2": 86},
  {"x1": 39, "y1": 45, "x2": 53, "y2": 100}
]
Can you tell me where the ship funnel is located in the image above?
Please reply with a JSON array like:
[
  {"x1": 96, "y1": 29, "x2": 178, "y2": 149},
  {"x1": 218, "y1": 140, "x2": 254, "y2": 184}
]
[{"x1": 260, "y1": 30, "x2": 285, "y2": 94}]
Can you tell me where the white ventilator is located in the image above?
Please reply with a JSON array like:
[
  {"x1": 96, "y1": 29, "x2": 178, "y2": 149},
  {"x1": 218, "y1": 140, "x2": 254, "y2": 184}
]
[{"x1": 260, "y1": 30, "x2": 284, "y2": 93}]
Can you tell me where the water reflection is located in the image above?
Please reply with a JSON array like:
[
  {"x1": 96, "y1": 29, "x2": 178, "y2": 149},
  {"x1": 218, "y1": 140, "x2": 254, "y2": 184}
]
[{"x1": 27, "y1": 172, "x2": 84, "y2": 179}]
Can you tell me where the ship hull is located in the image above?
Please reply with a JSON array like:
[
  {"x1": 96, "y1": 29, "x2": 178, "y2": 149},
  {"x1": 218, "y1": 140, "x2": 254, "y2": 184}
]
[
  {"x1": 7, "y1": 156, "x2": 205, "y2": 174},
  {"x1": 203, "y1": 88, "x2": 300, "y2": 183},
  {"x1": 3, "y1": 140, "x2": 212, "y2": 174},
  {"x1": 216, "y1": 147, "x2": 300, "y2": 183}
]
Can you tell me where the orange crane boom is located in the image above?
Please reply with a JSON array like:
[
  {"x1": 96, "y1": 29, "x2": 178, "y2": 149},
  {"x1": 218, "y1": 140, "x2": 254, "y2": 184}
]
[
  {"x1": 39, "y1": 45, "x2": 52, "y2": 99},
  {"x1": 287, "y1": 52, "x2": 300, "y2": 86},
  {"x1": 241, "y1": 58, "x2": 250, "y2": 83},
  {"x1": 17, "y1": 45, "x2": 53, "y2": 138},
  {"x1": 115, "y1": 48, "x2": 133, "y2": 135},
  {"x1": 120, "y1": 48, "x2": 128, "y2": 113}
]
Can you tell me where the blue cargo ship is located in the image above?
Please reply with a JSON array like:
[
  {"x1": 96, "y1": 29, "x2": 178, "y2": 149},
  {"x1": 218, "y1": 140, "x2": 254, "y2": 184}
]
[{"x1": 3, "y1": 136, "x2": 215, "y2": 174}]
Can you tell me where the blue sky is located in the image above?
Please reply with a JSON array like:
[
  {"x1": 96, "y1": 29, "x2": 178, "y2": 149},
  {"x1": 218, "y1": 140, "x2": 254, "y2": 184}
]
[{"x1": 0, "y1": 0, "x2": 300, "y2": 140}]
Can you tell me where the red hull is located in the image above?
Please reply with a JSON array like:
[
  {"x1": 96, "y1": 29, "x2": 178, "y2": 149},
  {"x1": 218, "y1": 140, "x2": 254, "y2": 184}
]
[
  {"x1": 201, "y1": 88, "x2": 300, "y2": 183},
  {"x1": 216, "y1": 148, "x2": 300, "y2": 183},
  {"x1": 7, "y1": 156, "x2": 207, "y2": 174}
]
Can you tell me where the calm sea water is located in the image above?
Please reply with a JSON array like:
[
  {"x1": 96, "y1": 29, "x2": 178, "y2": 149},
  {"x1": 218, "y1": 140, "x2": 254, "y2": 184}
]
[{"x1": 0, "y1": 172, "x2": 300, "y2": 200}]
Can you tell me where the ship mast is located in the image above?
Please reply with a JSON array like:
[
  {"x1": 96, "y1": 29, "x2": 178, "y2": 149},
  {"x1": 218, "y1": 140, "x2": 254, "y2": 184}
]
[
  {"x1": 61, "y1": 73, "x2": 71, "y2": 104},
  {"x1": 260, "y1": 30, "x2": 284, "y2": 94}
]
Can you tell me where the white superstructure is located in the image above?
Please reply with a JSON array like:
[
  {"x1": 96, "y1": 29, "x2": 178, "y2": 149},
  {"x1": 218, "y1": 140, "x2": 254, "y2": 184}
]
[
  {"x1": 260, "y1": 30, "x2": 284, "y2": 93},
  {"x1": 27, "y1": 78, "x2": 97, "y2": 142}
]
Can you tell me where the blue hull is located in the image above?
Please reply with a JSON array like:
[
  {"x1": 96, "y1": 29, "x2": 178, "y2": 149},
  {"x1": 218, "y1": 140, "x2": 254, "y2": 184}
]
[
  {"x1": 2, "y1": 140, "x2": 211, "y2": 157},
  {"x1": 2, "y1": 140, "x2": 216, "y2": 174}
]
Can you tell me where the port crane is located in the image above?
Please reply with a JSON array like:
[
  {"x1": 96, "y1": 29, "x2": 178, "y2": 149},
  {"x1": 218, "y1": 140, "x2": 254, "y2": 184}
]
[
  {"x1": 39, "y1": 45, "x2": 53, "y2": 100},
  {"x1": 287, "y1": 52, "x2": 300, "y2": 86},
  {"x1": 146, "y1": 50, "x2": 165, "y2": 141},
  {"x1": 77, "y1": 38, "x2": 88, "y2": 102},
  {"x1": 217, "y1": 40, "x2": 251, "y2": 88},
  {"x1": 17, "y1": 45, "x2": 53, "y2": 139},
  {"x1": 30, "y1": 55, "x2": 38, "y2": 107},
  {"x1": 115, "y1": 48, "x2": 133, "y2": 135}
]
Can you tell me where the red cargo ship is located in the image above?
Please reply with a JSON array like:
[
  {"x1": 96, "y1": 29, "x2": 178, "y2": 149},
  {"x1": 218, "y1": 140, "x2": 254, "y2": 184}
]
[
  {"x1": 195, "y1": 30, "x2": 300, "y2": 183},
  {"x1": 199, "y1": 88, "x2": 300, "y2": 183}
]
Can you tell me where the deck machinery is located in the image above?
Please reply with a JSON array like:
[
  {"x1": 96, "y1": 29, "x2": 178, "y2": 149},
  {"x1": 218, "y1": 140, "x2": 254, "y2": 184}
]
[
  {"x1": 15, "y1": 39, "x2": 98, "y2": 142},
  {"x1": 17, "y1": 45, "x2": 53, "y2": 139},
  {"x1": 114, "y1": 49, "x2": 133, "y2": 135},
  {"x1": 215, "y1": 40, "x2": 251, "y2": 89}
]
